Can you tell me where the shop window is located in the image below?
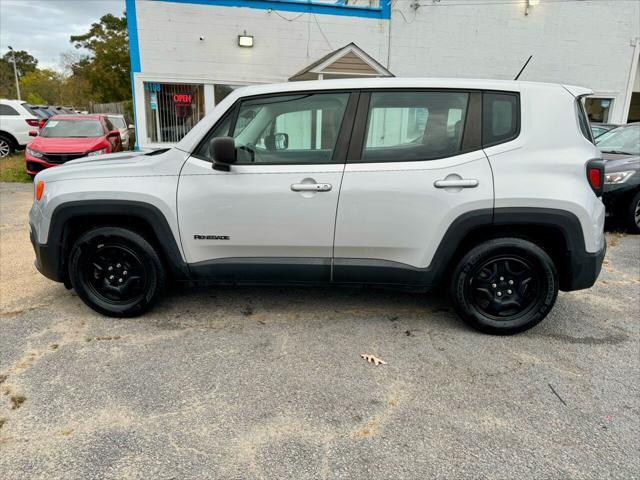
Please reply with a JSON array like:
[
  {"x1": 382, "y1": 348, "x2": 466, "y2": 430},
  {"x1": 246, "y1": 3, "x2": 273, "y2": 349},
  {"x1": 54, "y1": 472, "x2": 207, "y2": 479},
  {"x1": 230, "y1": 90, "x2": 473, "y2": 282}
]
[
  {"x1": 144, "y1": 82, "x2": 205, "y2": 143},
  {"x1": 214, "y1": 84, "x2": 244, "y2": 105},
  {"x1": 584, "y1": 97, "x2": 613, "y2": 123}
]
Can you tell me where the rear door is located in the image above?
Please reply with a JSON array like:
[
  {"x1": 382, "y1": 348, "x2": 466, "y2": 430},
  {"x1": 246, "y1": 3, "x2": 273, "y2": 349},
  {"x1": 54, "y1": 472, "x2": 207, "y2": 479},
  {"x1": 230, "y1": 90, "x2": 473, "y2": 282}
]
[
  {"x1": 333, "y1": 89, "x2": 494, "y2": 286},
  {"x1": 177, "y1": 90, "x2": 357, "y2": 282}
]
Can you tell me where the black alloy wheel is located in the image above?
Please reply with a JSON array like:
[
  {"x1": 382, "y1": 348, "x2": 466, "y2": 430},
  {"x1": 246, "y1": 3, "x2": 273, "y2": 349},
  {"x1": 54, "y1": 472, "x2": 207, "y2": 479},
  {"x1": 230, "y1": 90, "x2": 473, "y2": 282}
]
[
  {"x1": 69, "y1": 227, "x2": 165, "y2": 317},
  {"x1": 467, "y1": 255, "x2": 539, "y2": 320},
  {"x1": 450, "y1": 238, "x2": 558, "y2": 334},
  {"x1": 81, "y1": 243, "x2": 147, "y2": 305}
]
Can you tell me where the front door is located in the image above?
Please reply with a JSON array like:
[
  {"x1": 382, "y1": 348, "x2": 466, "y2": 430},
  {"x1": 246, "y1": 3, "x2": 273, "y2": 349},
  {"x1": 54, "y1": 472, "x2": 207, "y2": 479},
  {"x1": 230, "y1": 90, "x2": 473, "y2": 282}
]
[
  {"x1": 333, "y1": 90, "x2": 495, "y2": 285},
  {"x1": 178, "y1": 91, "x2": 356, "y2": 282}
]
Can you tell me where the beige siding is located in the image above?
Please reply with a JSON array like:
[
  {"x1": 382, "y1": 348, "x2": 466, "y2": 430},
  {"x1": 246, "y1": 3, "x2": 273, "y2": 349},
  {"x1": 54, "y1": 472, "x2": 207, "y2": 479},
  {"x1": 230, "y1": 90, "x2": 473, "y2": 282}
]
[{"x1": 323, "y1": 52, "x2": 379, "y2": 75}]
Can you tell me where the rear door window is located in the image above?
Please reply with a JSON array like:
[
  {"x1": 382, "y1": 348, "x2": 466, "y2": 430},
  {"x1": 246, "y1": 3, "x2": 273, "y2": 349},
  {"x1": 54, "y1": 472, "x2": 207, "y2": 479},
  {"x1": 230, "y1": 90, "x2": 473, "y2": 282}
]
[
  {"x1": 108, "y1": 117, "x2": 127, "y2": 129},
  {"x1": 0, "y1": 104, "x2": 19, "y2": 116},
  {"x1": 482, "y1": 92, "x2": 520, "y2": 146},
  {"x1": 361, "y1": 91, "x2": 470, "y2": 162}
]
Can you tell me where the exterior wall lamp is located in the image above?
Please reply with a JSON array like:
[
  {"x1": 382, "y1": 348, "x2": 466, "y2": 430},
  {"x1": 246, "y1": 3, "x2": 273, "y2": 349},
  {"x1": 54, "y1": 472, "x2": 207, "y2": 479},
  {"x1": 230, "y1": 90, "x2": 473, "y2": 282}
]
[
  {"x1": 238, "y1": 31, "x2": 254, "y2": 48},
  {"x1": 525, "y1": 0, "x2": 540, "y2": 15}
]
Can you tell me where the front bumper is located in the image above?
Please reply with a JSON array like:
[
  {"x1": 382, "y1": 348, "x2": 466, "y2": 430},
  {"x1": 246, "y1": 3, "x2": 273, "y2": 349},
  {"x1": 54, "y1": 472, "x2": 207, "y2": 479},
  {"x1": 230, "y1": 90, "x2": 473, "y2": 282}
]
[
  {"x1": 562, "y1": 239, "x2": 606, "y2": 291},
  {"x1": 30, "y1": 224, "x2": 63, "y2": 282},
  {"x1": 602, "y1": 183, "x2": 639, "y2": 218},
  {"x1": 25, "y1": 153, "x2": 59, "y2": 176}
]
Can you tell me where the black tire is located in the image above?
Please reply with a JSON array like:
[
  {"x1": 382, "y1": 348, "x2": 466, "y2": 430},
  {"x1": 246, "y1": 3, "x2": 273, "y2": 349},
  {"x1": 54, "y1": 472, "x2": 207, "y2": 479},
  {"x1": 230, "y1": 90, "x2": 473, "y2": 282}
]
[
  {"x1": 68, "y1": 227, "x2": 166, "y2": 317},
  {"x1": 449, "y1": 238, "x2": 558, "y2": 335},
  {"x1": 626, "y1": 191, "x2": 640, "y2": 234},
  {"x1": 0, "y1": 134, "x2": 15, "y2": 158}
]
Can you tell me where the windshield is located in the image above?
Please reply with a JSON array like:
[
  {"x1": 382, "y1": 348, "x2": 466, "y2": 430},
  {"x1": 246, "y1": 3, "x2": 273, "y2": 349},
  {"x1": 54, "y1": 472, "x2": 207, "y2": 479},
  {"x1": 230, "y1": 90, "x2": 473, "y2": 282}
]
[
  {"x1": 596, "y1": 125, "x2": 640, "y2": 155},
  {"x1": 40, "y1": 119, "x2": 104, "y2": 138}
]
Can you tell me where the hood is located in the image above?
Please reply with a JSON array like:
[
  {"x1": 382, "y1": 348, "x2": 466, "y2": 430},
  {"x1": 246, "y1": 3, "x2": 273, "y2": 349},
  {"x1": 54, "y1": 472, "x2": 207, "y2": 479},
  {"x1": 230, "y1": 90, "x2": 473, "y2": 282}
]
[
  {"x1": 63, "y1": 149, "x2": 147, "y2": 167},
  {"x1": 34, "y1": 147, "x2": 187, "y2": 183},
  {"x1": 30, "y1": 136, "x2": 105, "y2": 153},
  {"x1": 602, "y1": 152, "x2": 640, "y2": 173}
]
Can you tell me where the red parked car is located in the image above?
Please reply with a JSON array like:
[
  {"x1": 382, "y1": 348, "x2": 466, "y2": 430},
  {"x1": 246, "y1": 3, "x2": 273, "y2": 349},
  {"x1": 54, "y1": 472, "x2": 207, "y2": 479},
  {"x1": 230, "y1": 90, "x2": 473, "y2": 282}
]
[{"x1": 25, "y1": 115, "x2": 122, "y2": 177}]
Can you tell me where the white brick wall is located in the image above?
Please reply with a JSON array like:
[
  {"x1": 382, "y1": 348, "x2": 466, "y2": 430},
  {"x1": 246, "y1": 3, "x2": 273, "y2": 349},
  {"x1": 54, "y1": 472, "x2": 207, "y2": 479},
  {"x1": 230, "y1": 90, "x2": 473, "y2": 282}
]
[{"x1": 132, "y1": 0, "x2": 640, "y2": 146}]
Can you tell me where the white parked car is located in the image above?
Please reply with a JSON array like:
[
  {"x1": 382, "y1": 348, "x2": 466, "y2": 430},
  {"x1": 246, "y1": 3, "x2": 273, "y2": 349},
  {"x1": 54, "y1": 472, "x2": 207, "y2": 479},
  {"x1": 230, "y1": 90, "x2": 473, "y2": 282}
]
[
  {"x1": 107, "y1": 114, "x2": 133, "y2": 150},
  {"x1": 29, "y1": 78, "x2": 606, "y2": 334},
  {"x1": 0, "y1": 99, "x2": 40, "y2": 157}
]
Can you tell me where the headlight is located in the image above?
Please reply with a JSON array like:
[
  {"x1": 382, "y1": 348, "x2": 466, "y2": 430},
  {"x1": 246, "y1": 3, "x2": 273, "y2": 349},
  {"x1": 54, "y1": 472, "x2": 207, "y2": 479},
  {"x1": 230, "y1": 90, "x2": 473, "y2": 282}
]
[
  {"x1": 26, "y1": 147, "x2": 43, "y2": 158},
  {"x1": 604, "y1": 170, "x2": 635, "y2": 184},
  {"x1": 87, "y1": 148, "x2": 107, "y2": 157}
]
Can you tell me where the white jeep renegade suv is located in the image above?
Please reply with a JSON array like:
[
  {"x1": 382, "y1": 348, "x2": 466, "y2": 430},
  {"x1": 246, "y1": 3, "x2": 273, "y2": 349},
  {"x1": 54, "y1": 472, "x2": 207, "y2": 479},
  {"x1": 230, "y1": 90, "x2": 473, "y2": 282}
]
[{"x1": 29, "y1": 78, "x2": 606, "y2": 334}]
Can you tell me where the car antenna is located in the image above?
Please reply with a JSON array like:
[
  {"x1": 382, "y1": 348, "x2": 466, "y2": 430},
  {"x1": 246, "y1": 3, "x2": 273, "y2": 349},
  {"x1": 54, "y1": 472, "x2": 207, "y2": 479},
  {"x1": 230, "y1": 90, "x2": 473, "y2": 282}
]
[{"x1": 514, "y1": 55, "x2": 533, "y2": 81}]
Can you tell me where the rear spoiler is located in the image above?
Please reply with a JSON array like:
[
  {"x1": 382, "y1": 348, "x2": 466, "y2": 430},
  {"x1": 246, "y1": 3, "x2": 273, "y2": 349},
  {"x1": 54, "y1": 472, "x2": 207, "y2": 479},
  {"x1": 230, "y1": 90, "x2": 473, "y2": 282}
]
[{"x1": 562, "y1": 85, "x2": 593, "y2": 98}]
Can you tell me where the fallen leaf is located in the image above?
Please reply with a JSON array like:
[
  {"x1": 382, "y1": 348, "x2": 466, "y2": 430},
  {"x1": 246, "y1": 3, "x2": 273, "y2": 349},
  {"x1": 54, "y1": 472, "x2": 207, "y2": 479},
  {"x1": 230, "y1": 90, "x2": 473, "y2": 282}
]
[{"x1": 361, "y1": 354, "x2": 387, "y2": 366}]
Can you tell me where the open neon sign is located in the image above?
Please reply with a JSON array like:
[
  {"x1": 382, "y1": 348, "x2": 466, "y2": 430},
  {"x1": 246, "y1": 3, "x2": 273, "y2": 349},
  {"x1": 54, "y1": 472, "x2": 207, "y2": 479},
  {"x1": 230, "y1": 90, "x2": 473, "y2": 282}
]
[{"x1": 173, "y1": 94, "x2": 192, "y2": 104}]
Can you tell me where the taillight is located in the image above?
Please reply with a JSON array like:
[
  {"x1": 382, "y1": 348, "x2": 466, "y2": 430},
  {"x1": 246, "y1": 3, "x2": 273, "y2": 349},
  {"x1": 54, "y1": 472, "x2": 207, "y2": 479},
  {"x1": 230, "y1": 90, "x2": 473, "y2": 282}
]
[
  {"x1": 38, "y1": 119, "x2": 46, "y2": 129},
  {"x1": 586, "y1": 159, "x2": 605, "y2": 197},
  {"x1": 25, "y1": 119, "x2": 39, "y2": 127}
]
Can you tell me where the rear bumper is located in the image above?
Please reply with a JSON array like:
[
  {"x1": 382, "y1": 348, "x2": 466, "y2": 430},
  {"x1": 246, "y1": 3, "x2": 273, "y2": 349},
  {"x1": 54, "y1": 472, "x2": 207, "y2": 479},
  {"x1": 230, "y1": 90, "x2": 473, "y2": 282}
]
[{"x1": 562, "y1": 239, "x2": 606, "y2": 291}]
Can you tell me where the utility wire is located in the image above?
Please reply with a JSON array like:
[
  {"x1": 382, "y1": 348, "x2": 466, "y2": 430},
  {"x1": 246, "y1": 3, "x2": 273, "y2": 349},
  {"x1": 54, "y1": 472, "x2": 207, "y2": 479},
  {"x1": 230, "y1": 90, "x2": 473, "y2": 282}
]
[
  {"x1": 269, "y1": 9, "x2": 305, "y2": 21},
  {"x1": 415, "y1": 0, "x2": 621, "y2": 6},
  {"x1": 313, "y1": 14, "x2": 334, "y2": 50}
]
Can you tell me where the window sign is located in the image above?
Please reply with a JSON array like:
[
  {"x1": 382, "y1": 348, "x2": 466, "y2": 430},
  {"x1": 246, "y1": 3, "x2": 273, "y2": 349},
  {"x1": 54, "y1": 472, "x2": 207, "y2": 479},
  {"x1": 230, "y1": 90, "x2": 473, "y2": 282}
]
[
  {"x1": 145, "y1": 83, "x2": 161, "y2": 92},
  {"x1": 173, "y1": 94, "x2": 192, "y2": 105},
  {"x1": 150, "y1": 92, "x2": 158, "y2": 110}
]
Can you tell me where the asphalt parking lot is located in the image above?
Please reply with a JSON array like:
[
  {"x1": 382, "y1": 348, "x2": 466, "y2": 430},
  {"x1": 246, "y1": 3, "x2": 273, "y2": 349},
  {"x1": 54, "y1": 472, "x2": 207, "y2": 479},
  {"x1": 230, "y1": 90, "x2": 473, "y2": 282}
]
[{"x1": 1, "y1": 182, "x2": 639, "y2": 480}]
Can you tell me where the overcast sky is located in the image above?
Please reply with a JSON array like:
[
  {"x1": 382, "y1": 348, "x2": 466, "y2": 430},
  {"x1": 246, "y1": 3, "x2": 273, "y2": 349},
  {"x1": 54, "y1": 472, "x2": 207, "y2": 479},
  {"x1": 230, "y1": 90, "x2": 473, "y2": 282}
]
[{"x1": 0, "y1": 0, "x2": 125, "y2": 69}]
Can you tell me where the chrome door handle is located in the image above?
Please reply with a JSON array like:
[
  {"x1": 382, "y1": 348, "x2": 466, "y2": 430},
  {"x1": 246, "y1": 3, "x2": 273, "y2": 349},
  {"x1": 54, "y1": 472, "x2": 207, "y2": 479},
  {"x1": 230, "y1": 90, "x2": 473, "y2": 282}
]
[
  {"x1": 291, "y1": 183, "x2": 332, "y2": 192},
  {"x1": 434, "y1": 179, "x2": 479, "y2": 188}
]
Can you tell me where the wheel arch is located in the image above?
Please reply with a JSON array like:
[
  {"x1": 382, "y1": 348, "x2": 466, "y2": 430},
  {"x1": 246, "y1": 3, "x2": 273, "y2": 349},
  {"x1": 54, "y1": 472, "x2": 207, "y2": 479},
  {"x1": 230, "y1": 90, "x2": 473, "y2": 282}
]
[
  {"x1": 47, "y1": 200, "x2": 189, "y2": 284},
  {"x1": 434, "y1": 207, "x2": 590, "y2": 291}
]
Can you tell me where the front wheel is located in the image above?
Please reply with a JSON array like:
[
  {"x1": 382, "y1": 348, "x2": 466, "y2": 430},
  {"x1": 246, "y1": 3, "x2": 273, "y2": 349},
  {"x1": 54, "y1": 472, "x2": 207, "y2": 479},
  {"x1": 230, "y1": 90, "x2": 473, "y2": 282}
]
[
  {"x1": 627, "y1": 191, "x2": 640, "y2": 234},
  {"x1": 449, "y1": 238, "x2": 558, "y2": 335},
  {"x1": 68, "y1": 227, "x2": 166, "y2": 317}
]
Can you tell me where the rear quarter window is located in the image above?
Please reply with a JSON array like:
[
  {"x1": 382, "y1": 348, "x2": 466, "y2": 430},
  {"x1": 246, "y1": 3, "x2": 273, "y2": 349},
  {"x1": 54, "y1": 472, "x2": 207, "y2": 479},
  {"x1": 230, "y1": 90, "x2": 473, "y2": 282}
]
[{"x1": 482, "y1": 92, "x2": 520, "y2": 147}]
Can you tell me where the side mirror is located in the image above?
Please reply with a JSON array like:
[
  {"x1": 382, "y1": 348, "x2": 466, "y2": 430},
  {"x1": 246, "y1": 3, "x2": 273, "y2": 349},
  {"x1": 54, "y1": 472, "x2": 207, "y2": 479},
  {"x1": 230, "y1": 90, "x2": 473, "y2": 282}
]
[
  {"x1": 29, "y1": 130, "x2": 38, "y2": 137},
  {"x1": 265, "y1": 132, "x2": 289, "y2": 151},
  {"x1": 211, "y1": 137, "x2": 237, "y2": 171},
  {"x1": 107, "y1": 129, "x2": 121, "y2": 139}
]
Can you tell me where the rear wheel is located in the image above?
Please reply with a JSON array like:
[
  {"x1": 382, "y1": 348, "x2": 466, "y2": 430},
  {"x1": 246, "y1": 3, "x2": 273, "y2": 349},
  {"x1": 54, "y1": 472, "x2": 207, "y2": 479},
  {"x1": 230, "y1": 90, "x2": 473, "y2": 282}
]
[
  {"x1": 0, "y1": 135, "x2": 14, "y2": 158},
  {"x1": 68, "y1": 227, "x2": 166, "y2": 317},
  {"x1": 627, "y1": 191, "x2": 640, "y2": 234},
  {"x1": 449, "y1": 238, "x2": 558, "y2": 335}
]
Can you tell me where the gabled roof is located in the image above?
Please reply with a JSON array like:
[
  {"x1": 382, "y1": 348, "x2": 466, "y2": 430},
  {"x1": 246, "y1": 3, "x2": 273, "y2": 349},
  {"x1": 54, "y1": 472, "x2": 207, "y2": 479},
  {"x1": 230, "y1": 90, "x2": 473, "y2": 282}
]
[{"x1": 289, "y1": 42, "x2": 393, "y2": 81}]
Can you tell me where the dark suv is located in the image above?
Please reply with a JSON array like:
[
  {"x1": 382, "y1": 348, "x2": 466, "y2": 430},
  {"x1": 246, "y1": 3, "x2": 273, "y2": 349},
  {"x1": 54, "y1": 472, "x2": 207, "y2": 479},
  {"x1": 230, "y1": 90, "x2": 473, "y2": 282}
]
[{"x1": 597, "y1": 123, "x2": 640, "y2": 233}]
